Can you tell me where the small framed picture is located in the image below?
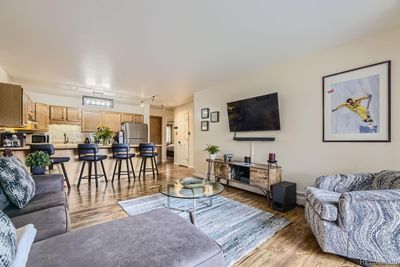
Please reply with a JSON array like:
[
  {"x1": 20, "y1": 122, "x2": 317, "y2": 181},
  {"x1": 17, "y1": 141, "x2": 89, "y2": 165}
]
[
  {"x1": 210, "y1": 111, "x2": 219, "y2": 123},
  {"x1": 201, "y1": 108, "x2": 209, "y2": 119},
  {"x1": 201, "y1": 121, "x2": 209, "y2": 131}
]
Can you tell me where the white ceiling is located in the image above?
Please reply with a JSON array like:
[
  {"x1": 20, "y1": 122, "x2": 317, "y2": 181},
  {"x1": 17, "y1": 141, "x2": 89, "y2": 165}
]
[{"x1": 0, "y1": 0, "x2": 400, "y2": 107}]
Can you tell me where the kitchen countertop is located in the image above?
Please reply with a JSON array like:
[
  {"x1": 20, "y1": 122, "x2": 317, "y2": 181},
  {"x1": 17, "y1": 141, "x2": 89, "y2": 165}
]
[{"x1": 0, "y1": 143, "x2": 162, "y2": 151}]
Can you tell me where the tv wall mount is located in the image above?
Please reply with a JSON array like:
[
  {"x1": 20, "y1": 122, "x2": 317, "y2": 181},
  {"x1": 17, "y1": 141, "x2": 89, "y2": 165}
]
[{"x1": 232, "y1": 132, "x2": 275, "y2": 142}]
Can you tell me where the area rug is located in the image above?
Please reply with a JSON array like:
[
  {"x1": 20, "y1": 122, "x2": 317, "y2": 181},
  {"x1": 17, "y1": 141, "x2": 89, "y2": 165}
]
[{"x1": 119, "y1": 194, "x2": 290, "y2": 266}]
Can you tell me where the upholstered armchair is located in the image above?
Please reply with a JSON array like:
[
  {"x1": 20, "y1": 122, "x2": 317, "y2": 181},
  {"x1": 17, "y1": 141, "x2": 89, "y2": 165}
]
[{"x1": 305, "y1": 171, "x2": 400, "y2": 264}]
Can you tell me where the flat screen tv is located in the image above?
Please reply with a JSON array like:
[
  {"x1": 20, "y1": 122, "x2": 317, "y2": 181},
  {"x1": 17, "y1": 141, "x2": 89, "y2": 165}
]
[{"x1": 227, "y1": 93, "x2": 281, "y2": 132}]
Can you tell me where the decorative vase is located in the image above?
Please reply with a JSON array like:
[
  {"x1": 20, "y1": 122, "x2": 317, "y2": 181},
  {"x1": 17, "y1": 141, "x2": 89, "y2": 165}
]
[
  {"x1": 31, "y1": 166, "x2": 45, "y2": 175},
  {"x1": 209, "y1": 153, "x2": 217, "y2": 160},
  {"x1": 102, "y1": 139, "x2": 109, "y2": 146}
]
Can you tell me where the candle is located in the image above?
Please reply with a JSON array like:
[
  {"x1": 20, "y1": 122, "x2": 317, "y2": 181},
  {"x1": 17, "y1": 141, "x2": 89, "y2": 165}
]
[{"x1": 268, "y1": 153, "x2": 276, "y2": 162}]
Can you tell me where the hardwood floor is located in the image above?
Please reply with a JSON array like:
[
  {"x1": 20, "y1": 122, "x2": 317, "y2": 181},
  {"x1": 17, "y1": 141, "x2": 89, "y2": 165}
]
[{"x1": 67, "y1": 163, "x2": 357, "y2": 267}]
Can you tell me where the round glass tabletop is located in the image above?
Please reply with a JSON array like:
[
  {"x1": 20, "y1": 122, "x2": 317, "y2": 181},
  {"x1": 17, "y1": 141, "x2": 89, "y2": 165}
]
[{"x1": 159, "y1": 178, "x2": 224, "y2": 199}]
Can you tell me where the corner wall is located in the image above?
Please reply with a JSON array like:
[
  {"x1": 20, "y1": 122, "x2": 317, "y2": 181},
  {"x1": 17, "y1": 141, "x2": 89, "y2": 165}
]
[
  {"x1": 194, "y1": 25, "x2": 400, "y2": 193},
  {"x1": 0, "y1": 66, "x2": 10, "y2": 83}
]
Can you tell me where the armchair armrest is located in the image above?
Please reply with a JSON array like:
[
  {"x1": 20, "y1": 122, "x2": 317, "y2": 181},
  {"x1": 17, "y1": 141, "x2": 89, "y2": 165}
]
[
  {"x1": 33, "y1": 174, "x2": 64, "y2": 195},
  {"x1": 337, "y1": 189, "x2": 400, "y2": 264},
  {"x1": 314, "y1": 173, "x2": 374, "y2": 193}
]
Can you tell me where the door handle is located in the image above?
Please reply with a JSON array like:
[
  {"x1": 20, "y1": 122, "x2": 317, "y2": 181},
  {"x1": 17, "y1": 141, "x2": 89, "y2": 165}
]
[{"x1": 178, "y1": 141, "x2": 181, "y2": 144}]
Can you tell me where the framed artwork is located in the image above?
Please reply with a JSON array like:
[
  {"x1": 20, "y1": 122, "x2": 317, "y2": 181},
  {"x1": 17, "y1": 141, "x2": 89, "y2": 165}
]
[
  {"x1": 201, "y1": 121, "x2": 209, "y2": 131},
  {"x1": 323, "y1": 61, "x2": 391, "y2": 142},
  {"x1": 201, "y1": 108, "x2": 209, "y2": 119},
  {"x1": 210, "y1": 111, "x2": 219, "y2": 123}
]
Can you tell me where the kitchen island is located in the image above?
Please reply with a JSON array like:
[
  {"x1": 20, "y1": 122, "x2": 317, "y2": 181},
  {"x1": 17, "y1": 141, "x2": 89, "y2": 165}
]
[{"x1": 1, "y1": 143, "x2": 162, "y2": 185}]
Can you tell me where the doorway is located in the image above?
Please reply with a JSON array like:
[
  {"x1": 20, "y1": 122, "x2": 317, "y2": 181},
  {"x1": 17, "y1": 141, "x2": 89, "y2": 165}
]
[
  {"x1": 166, "y1": 117, "x2": 174, "y2": 162},
  {"x1": 175, "y1": 111, "x2": 189, "y2": 167},
  {"x1": 150, "y1": 116, "x2": 162, "y2": 145}
]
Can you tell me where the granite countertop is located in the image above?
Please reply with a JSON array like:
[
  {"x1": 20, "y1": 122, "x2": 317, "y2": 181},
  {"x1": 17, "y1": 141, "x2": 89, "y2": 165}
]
[{"x1": 0, "y1": 143, "x2": 162, "y2": 151}]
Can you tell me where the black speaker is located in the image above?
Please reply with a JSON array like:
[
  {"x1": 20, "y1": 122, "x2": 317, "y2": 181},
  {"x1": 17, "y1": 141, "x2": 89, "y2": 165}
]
[{"x1": 271, "y1": 181, "x2": 296, "y2": 212}]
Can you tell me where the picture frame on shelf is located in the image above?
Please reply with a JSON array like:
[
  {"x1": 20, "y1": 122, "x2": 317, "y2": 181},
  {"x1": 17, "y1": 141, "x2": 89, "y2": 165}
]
[
  {"x1": 323, "y1": 61, "x2": 391, "y2": 142},
  {"x1": 201, "y1": 108, "x2": 209, "y2": 119},
  {"x1": 210, "y1": 111, "x2": 220, "y2": 123},
  {"x1": 201, "y1": 121, "x2": 209, "y2": 131}
]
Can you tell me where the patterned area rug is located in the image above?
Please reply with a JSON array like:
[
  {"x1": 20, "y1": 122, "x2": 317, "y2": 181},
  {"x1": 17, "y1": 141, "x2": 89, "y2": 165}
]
[{"x1": 119, "y1": 194, "x2": 291, "y2": 266}]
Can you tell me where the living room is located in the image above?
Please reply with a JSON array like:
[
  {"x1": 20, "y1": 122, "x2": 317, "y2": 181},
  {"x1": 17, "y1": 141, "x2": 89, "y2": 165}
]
[{"x1": 0, "y1": 1, "x2": 399, "y2": 267}]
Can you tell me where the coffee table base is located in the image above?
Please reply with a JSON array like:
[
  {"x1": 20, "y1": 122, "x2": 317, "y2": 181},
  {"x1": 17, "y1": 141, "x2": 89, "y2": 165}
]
[{"x1": 165, "y1": 196, "x2": 213, "y2": 225}]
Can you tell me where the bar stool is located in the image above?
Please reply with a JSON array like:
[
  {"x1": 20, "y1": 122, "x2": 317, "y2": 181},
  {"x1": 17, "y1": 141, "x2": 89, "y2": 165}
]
[
  {"x1": 77, "y1": 144, "x2": 108, "y2": 188},
  {"x1": 138, "y1": 143, "x2": 159, "y2": 179},
  {"x1": 30, "y1": 144, "x2": 71, "y2": 189},
  {"x1": 111, "y1": 143, "x2": 136, "y2": 183}
]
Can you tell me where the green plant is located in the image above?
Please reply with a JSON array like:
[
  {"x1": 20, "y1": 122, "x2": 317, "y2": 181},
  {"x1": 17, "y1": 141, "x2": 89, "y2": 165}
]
[
  {"x1": 94, "y1": 125, "x2": 114, "y2": 142},
  {"x1": 203, "y1": 144, "x2": 220, "y2": 154},
  {"x1": 25, "y1": 151, "x2": 51, "y2": 168}
]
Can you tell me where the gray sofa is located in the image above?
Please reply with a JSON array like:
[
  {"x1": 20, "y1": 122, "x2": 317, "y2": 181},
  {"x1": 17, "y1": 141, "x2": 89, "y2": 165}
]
[
  {"x1": 305, "y1": 172, "x2": 400, "y2": 264},
  {"x1": 4, "y1": 174, "x2": 70, "y2": 242}
]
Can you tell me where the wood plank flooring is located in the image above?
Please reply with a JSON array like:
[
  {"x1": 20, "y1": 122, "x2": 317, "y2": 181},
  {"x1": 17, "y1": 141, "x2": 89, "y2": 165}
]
[{"x1": 67, "y1": 163, "x2": 357, "y2": 267}]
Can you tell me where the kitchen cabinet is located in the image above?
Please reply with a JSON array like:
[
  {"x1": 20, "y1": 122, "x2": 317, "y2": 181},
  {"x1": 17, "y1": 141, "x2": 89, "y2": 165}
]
[
  {"x1": 66, "y1": 107, "x2": 81, "y2": 122},
  {"x1": 0, "y1": 82, "x2": 25, "y2": 127},
  {"x1": 49, "y1": 105, "x2": 66, "y2": 122},
  {"x1": 134, "y1": 114, "x2": 144, "y2": 123},
  {"x1": 35, "y1": 103, "x2": 49, "y2": 132},
  {"x1": 82, "y1": 110, "x2": 102, "y2": 132},
  {"x1": 102, "y1": 111, "x2": 122, "y2": 132},
  {"x1": 49, "y1": 105, "x2": 81, "y2": 125},
  {"x1": 121, "y1": 113, "x2": 134, "y2": 123}
]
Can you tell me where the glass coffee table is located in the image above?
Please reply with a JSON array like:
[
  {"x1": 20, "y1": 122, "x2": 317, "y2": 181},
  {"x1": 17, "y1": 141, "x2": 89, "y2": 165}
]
[{"x1": 159, "y1": 178, "x2": 224, "y2": 224}]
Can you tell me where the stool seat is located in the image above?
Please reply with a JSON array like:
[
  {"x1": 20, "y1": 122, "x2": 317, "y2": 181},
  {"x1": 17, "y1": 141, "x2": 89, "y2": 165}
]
[
  {"x1": 112, "y1": 154, "x2": 135, "y2": 159},
  {"x1": 79, "y1": 155, "x2": 108, "y2": 161},
  {"x1": 50, "y1": 157, "x2": 70, "y2": 164}
]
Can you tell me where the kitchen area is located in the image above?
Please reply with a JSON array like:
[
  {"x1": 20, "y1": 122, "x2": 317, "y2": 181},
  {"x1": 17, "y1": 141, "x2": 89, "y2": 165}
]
[{"x1": 0, "y1": 82, "x2": 163, "y2": 185}]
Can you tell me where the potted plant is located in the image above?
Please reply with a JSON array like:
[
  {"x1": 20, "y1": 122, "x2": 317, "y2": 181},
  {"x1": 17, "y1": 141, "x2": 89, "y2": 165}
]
[
  {"x1": 204, "y1": 144, "x2": 220, "y2": 160},
  {"x1": 95, "y1": 125, "x2": 114, "y2": 145},
  {"x1": 25, "y1": 151, "x2": 52, "y2": 175}
]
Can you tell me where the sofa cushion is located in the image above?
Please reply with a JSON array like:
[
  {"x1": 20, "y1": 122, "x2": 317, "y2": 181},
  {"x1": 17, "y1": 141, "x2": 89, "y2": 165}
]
[
  {"x1": 11, "y1": 206, "x2": 70, "y2": 243},
  {"x1": 28, "y1": 208, "x2": 223, "y2": 267},
  {"x1": 372, "y1": 170, "x2": 400, "y2": 190},
  {"x1": 0, "y1": 185, "x2": 10, "y2": 211},
  {"x1": 0, "y1": 210, "x2": 17, "y2": 266},
  {"x1": 32, "y1": 174, "x2": 64, "y2": 195},
  {"x1": 0, "y1": 157, "x2": 35, "y2": 209},
  {"x1": 12, "y1": 224, "x2": 37, "y2": 267},
  {"x1": 4, "y1": 191, "x2": 68, "y2": 218},
  {"x1": 305, "y1": 187, "x2": 341, "y2": 221}
]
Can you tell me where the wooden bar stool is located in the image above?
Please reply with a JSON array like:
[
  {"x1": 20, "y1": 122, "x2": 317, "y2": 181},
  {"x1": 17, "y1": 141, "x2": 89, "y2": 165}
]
[
  {"x1": 77, "y1": 144, "x2": 108, "y2": 188},
  {"x1": 30, "y1": 144, "x2": 71, "y2": 189},
  {"x1": 138, "y1": 143, "x2": 159, "y2": 179},
  {"x1": 111, "y1": 143, "x2": 136, "y2": 183}
]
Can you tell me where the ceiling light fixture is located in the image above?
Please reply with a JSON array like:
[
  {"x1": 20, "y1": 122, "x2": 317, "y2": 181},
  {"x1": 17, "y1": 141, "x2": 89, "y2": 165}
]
[
  {"x1": 82, "y1": 95, "x2": 114, "y2": 108},
  {"x1": 139, "y1": 95, "x2": 157, "y2": 108}
]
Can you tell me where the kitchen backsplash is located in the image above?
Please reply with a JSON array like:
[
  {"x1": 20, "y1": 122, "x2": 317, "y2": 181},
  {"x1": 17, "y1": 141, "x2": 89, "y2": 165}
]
[{"x1": 48, "y1": 124, "x2": 86, "y2": 144}]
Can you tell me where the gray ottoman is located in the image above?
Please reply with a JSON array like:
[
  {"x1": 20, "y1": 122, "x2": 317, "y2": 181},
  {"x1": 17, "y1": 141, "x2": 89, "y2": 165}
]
[{"x1": 27, "y1": 208, "x2": 224, "y2": 267}]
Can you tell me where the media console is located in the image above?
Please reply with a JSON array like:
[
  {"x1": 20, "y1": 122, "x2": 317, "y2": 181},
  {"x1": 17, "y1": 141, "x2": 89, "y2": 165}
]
[{"x1": 206, "y1": 159, "x2": 282, "y2": 204}]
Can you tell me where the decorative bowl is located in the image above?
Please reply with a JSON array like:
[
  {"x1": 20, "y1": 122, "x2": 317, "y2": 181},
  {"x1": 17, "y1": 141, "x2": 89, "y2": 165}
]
[{"x1": 179, "y1": 177, "x2": 206, "y2": 189}]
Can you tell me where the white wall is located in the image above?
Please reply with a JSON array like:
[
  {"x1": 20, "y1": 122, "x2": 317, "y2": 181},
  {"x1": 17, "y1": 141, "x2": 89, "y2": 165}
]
[
  {"x1": 174, "y1": 102, "x2": 194, "y2": 168},
  {"x1": 194, "y1": 25, "x2": 400, "y2": 194},
  {"x1": 0, "y1": 66, "x2": 10, "y2": 83},
  {"x1": 150, "y1": 106, "x2": 174, "y2": 162}
]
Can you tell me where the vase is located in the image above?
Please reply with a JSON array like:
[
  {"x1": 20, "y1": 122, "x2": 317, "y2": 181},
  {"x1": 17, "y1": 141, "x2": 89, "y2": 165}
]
[
  {"x1": 31, "y1": 166, "x2": 45, "y2": 175},
  {"x1": 209, "y1": 154, "x2": 217, "y2": 160}
]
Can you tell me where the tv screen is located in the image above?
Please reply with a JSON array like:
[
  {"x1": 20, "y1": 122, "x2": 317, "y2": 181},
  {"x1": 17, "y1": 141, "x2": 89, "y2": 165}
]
[{"x1": 227, "y1": 93, "x2": 281, "y2": 132}]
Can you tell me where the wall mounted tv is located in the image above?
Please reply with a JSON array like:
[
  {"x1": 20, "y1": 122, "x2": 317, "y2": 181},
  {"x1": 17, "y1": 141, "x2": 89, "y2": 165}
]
[{"x1": 227, "y1": 92, "x2": 281, "y2": 132}]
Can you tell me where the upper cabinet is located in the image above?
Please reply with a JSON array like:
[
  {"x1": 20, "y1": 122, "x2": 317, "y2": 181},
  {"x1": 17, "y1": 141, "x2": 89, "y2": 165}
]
[
  {"x1": 121, "y1": 113, "x2": 134, "y2": 123},
  {"x1": 102, "y1": 111, "x2": 121, "y2": 132},
  {"x1": 49, "y1": 105, "x2": 81, "y2": 125},
  {"x1": 81, "y1": 110, "x2": 102, "y2": 132},
  {"x1": 135, "y1": 114, "x2": 144, "y2": 123},
  {"x1": 0, "y1": 82, "x2": 30, "y2": 127},
  {"x1": 35, "y1": 103, "x2": 49, "y2": 132}
]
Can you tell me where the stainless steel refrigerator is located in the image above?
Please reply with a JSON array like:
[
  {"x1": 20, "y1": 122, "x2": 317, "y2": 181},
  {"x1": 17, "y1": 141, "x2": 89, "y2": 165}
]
[{"x1": 122, "y1": 123, "x2": 149, "y2": 144}]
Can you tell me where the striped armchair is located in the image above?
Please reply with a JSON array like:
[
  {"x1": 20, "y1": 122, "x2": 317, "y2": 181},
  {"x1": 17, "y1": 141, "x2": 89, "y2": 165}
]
[{"x1": 305, "y1": 171, "x2": 400, "y2": 264}]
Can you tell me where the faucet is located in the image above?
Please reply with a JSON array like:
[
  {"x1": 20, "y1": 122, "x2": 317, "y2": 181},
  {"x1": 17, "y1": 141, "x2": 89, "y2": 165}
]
[{"x1": 63, "y1": 133, "x2": 69, "y2": 144}]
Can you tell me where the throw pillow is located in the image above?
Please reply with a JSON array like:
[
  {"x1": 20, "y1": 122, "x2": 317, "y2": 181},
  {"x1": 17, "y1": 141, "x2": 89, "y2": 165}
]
[
  {"x1": 0, "y1": 210, "x2": 17, "y2": 267},
  {"x1": 372, "y1": 170, "x2": 400, "y2": 190},
  {"x1": 12, "y1": 224, "x2": 37, "y2": 267},
  {"x1": 0, "y1": 185, "x2": 10, "y2": 211},
  {"x1": 0, "y1": 157, "x2": 35, "y2": 209}
]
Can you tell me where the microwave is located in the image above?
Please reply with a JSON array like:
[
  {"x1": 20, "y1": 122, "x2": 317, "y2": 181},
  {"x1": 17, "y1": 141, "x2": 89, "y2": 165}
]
[{"x1": 26, "y1": 134, "x2": 52, "y2": 144}]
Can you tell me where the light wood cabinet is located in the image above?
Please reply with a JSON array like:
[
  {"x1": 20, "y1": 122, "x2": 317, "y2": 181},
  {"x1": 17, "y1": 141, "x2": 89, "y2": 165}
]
[
  {"x1": 49, "y1": 105, "x2": 66, "y2": 122},
  {"x1": 0, "y1": 83, "x2": 25, "y2": 127},
  {"x1": 102, "y1": 111, "x2": 121, "y2": 132},
  {"x1": 81, "y1": 110, "x2": 102, "y2": 132},
  {"x1": 249, "y1": 167, "x2": 281, "y2": 189},
  {"x1": 66, "y1": 107, "x2": 81, "y2": 122},
  {"x1": 121, "y1": 113, "x2": 134, "y2": 123},
  {"x1": 35, "y1": 103, "x2": 49, "y2": 132},
  {"x1": 134, "y1": 114, "x2": 144, "y2": 123}
]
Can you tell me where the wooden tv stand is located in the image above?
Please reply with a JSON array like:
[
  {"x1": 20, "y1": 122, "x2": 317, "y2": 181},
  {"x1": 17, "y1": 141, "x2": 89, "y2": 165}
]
[{"x1": 206, "y1": 159, "x2": 281, "y2": 204}]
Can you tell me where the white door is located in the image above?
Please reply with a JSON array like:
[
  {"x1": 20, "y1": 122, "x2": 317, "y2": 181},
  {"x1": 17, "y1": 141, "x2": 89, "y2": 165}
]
[{"x1": 175, "y1": 111, "x2": 189, "y2": 166}]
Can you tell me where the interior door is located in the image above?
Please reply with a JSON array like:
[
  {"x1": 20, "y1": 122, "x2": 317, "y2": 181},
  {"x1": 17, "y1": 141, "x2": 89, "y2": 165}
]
[
  {"x1": 176, "y1": 111, "x2": 189, "y2": 166},
  {"x1": 150, "y1": 116, "x2": 162, "y2": 145}
]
